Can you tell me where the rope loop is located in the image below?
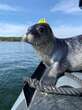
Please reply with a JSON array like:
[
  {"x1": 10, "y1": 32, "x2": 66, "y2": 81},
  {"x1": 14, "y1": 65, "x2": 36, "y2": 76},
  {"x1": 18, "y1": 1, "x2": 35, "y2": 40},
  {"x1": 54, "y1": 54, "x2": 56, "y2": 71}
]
[{"x1": 25, "y1": 77, "x2": 82, "y2": 96}]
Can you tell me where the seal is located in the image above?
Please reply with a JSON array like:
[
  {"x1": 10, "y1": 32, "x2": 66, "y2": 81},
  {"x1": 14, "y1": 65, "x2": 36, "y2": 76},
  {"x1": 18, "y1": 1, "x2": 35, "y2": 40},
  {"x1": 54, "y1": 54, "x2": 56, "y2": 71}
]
[{"x1": 23, "y1": 19, "x2": 82, "y2": 85}]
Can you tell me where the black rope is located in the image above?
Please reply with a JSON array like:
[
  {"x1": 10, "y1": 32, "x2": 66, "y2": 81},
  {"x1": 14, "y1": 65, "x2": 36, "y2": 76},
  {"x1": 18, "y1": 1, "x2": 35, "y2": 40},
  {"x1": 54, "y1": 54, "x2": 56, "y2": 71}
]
[{"x1": 25, "y1": 77, "x2": 82, "y2": 96}]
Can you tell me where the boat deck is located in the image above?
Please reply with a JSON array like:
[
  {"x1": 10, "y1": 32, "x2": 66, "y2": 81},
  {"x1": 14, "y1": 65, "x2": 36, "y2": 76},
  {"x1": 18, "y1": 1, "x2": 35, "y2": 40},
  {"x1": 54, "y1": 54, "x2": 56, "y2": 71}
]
[
  {"x1": 29, "y1": 90, "x2": 82, "y2": 110},
  {"x1": 12, "y1": 62, "x2": 82, "y2": 110},
  {"x1": 24, "y1": 62, "x2": 82, "y2": 110}
]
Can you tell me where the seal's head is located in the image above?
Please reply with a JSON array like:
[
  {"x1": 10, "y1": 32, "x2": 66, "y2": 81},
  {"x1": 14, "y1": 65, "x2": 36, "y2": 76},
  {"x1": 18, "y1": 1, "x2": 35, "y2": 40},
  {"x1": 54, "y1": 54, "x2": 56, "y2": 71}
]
[
  {"x1": 24, "y1": 19, "x2": 54, "y2": 47},
  {"x1": 23, "y1": 19, "x2": 55, "y2": 65}
]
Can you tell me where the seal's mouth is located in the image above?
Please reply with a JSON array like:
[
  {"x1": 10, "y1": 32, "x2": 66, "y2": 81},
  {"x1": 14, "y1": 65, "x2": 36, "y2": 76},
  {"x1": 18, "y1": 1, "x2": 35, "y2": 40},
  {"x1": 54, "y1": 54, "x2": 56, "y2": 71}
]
[
  {"x1": 26, "y1": 33, "x2": 34, "y2": 43},
  {"x1": 22, "y1": 32, "x2": 34, "y2": 44}
]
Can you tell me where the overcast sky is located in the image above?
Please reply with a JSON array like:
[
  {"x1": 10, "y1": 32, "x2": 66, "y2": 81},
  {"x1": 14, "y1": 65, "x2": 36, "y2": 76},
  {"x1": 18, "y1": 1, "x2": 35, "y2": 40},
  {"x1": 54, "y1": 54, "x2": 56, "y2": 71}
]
[{"x1": 0, "y1": 0, "x2": 82, "y2": 37}]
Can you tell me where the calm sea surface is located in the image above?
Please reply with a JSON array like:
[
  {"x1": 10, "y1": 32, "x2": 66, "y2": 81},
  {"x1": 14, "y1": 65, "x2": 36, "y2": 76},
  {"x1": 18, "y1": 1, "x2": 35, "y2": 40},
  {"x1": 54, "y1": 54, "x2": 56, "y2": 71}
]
[{"x1": 0, "y1": 42, "x2": 40, "y2": 110}]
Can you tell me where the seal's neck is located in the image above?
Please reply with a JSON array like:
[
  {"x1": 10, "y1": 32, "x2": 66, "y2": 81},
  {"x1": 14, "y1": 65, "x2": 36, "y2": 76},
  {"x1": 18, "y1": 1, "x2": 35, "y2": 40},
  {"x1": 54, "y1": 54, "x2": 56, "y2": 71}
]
[{"x1": 33, "y1": 37, "x2": 55, "y2": 57}]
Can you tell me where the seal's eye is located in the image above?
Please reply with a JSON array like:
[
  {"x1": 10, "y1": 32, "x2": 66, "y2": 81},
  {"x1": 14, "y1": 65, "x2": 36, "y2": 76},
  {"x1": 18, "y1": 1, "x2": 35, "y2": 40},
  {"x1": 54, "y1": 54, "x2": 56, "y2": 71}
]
[{"x1": 38, "y1": 26, "x2": 45, "y2": 33}]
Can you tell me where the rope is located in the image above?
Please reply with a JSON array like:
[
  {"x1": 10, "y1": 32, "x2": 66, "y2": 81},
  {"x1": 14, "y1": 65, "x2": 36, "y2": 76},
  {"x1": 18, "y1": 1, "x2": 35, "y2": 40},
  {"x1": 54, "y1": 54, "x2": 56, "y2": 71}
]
[{"x1": 25, "y1": 77, "x2": 82, "y2": 96}]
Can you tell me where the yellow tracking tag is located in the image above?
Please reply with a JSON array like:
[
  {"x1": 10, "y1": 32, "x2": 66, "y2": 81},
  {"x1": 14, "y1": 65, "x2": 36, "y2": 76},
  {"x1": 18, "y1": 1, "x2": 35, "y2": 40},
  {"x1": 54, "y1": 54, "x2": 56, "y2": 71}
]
[{"x1": 38, "y1": 18, "x2": 47, "y2": 24}]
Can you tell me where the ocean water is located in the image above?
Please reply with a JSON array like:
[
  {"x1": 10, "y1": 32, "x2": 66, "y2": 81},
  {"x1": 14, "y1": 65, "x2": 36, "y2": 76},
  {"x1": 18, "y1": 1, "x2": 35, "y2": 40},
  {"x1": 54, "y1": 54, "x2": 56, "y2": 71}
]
[{"x1": 0, "y1": 42, "x2": 40, "y2": 110}]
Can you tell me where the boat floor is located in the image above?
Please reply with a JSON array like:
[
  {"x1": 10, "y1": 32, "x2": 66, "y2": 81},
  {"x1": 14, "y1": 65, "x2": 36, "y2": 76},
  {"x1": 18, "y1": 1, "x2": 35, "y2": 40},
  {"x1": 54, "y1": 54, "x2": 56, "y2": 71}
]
[
  {"x1": 28, "y1": 89, "x2": 82, "y2": 110},
  {"x1": 28, "y1": 64, "x2": 82, "y2": 110},
  {"x1": 11, "y1": 62, "x2": 82, "y2": 110}
]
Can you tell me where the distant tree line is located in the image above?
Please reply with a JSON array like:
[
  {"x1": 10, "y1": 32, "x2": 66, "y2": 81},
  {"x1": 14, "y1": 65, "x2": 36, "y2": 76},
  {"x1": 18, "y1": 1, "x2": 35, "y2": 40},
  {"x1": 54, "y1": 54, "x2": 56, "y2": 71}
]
[{"x1": 0, "y1": 37, "x2": 22, "y2": 42}]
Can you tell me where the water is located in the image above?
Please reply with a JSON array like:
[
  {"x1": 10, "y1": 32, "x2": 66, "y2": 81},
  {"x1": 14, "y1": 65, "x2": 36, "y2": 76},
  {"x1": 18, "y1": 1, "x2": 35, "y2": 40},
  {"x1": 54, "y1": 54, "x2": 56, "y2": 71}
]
[{"x1": 0, "y1": 42, "x2": 40, "y2": 110}]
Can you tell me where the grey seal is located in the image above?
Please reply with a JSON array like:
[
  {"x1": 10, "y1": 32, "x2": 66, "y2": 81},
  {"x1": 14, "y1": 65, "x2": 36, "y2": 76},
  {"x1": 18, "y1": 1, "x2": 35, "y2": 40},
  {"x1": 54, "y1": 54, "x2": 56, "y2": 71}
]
[{"x1": 23, "y1": 22, "x2": 82, "y2": 85}]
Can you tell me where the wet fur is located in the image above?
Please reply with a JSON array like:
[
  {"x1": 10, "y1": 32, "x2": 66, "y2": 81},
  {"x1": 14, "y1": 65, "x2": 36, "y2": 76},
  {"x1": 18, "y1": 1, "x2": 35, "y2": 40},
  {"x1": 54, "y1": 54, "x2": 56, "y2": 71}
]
[{"x1": 24, "y1": 23, "x2": 82, "y2": 85}]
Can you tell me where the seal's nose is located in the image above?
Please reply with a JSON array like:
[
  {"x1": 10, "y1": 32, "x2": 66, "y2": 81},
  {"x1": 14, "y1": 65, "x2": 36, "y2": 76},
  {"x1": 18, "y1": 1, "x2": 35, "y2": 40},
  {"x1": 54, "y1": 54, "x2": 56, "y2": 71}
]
[
  {"x1": 22, "y1": 27, "x2": 32, "y2": 42},
  {"x1": 22, "y1": 34, "x2": 27, "y2": 42},
  {"x1": 22, "y1": 28, "x2": 35, "y2": 43},
  {"x1": 22, "y1": 25, "x2": 38, "y2": 43}
]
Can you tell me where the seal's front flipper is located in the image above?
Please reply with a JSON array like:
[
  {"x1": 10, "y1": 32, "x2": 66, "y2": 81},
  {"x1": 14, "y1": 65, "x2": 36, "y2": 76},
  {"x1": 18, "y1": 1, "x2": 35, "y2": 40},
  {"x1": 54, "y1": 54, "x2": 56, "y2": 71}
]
[
  {"x1": 40, "y1": 62, "x2": 64, "y2": 86},
  {"x1": 40, "y1": 76, "x2": 57, "y2": 86}
]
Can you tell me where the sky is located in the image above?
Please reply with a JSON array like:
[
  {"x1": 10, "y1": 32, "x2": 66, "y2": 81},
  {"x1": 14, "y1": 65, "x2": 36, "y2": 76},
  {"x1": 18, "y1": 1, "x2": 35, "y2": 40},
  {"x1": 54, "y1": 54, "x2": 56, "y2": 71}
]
[{"x1": 0, "y1": 0, "x2": 82, "y2": 38}]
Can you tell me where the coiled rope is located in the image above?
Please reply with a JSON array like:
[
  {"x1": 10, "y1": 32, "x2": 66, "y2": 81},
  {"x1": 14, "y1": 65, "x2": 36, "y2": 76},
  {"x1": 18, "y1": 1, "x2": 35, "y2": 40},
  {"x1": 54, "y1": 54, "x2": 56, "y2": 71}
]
[{"x1": 25, "y1": 76, "x2": 82, "y2": 96}]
